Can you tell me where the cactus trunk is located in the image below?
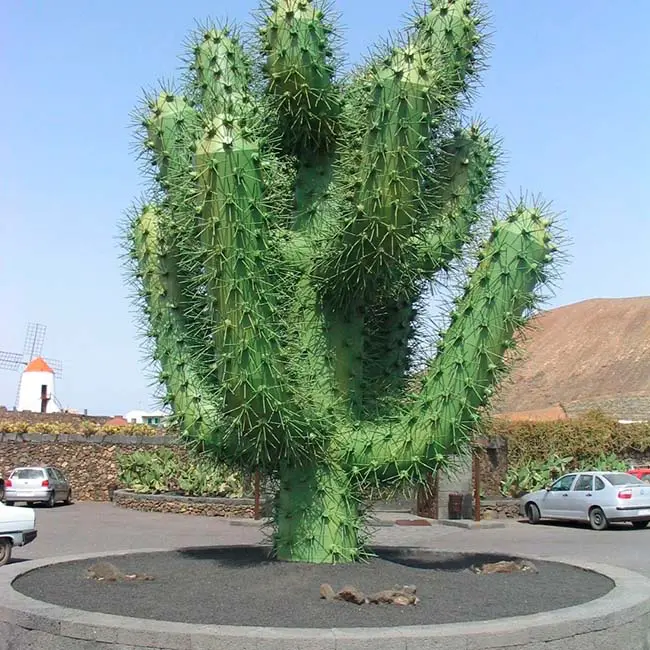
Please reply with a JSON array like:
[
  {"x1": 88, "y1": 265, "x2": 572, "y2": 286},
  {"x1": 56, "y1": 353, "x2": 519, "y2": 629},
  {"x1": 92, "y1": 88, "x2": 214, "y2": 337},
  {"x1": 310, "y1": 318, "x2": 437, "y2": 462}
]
[
  {"x1": 275, "y1": 464, "x2": 361, "y2": 563},
  {"x1": 125, "y1": 0, "x2": 564, "y2": 563}
]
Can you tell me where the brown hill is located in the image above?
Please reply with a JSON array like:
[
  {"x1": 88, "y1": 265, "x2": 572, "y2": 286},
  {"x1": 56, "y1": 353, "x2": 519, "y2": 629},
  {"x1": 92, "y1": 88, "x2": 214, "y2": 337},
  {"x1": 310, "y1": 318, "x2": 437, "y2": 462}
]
[{"x1": 493, "y1": 297, "x2": 650, "y2": 418}]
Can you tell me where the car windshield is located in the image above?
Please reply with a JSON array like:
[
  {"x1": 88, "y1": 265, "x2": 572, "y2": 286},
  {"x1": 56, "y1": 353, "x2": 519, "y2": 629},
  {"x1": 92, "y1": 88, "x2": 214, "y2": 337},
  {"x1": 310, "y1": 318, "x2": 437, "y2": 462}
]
[
  {"x1": 603, "y1": 473, "x2": 644, "y2": 486},
  {"x1": 10, "y1": 469, "x2": 45, "y2": 480}
]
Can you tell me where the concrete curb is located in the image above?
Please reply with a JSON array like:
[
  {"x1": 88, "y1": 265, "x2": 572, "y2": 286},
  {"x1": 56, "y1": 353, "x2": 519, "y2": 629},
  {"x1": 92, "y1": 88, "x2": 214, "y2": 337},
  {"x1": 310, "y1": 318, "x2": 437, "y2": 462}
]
[
  {"x1": 438, "y1": 518, "x2": 508, "y2": 529},
  {"x1": 1, "y1": 545, "x2": 650, "y2": 649}
]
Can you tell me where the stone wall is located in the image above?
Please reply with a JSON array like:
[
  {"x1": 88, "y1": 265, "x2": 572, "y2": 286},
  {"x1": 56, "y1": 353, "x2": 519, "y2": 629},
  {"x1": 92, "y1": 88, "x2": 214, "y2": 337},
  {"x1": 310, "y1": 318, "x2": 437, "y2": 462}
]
[
  {"x1": 0, "y1": 407, "x2": 112, "y2": 426},
  {"x1": 564, "y1": 394, "x2": 650, "y2": 421},
  {"x1": 0, "y1": 432, "x2": 179, "y2": 501},
  {"x1": 480, "y1": 499, "x2": 520, "y2": 520},
  {"x1": 113, "y1": 489, "x2": 265, "y2": 518},
  {"x1": 477, "y1": 439, "x2": 509, "y2": 497}
]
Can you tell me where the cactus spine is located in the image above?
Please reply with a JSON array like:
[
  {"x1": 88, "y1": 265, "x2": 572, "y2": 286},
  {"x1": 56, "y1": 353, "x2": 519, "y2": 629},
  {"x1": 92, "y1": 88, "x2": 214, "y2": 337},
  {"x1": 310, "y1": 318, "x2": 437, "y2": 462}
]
[{"x1": 125, "y1": 0, "x2": 562, "y2": 563}]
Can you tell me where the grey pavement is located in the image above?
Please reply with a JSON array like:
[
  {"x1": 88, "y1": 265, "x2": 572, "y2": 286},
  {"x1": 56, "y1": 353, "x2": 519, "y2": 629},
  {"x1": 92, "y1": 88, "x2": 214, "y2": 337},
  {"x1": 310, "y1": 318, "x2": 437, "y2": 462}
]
[{"x1": 9, "y1": 502, "x2": 650, "y2": 578}]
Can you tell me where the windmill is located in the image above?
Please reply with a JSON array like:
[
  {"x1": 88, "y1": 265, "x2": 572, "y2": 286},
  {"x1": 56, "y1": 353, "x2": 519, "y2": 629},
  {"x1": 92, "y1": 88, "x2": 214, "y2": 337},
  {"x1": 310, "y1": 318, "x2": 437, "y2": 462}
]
[{"x1": 0, "y1": 323, "x2": 64, "y2": 413}]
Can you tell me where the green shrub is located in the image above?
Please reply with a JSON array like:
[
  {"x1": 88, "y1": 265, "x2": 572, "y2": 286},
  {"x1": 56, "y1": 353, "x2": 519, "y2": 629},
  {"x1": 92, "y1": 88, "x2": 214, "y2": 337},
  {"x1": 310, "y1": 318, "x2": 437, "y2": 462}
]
[
  {"x1": 500, "y1": 454, "x2": 574, "y2": 497},
  {"x1": 481, "y1": 410, "x2": 650, "y2": 497},
  {"x1": 117, "y1": 449, "x2": 243, "y2": 497}
]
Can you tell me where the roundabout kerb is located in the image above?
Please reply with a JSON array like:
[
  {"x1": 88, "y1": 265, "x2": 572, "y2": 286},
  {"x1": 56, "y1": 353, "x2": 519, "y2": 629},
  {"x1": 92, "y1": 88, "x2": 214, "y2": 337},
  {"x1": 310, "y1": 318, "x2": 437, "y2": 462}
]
[{"x1": 1, "y1": 545, "x2": 650, "y2": 650}]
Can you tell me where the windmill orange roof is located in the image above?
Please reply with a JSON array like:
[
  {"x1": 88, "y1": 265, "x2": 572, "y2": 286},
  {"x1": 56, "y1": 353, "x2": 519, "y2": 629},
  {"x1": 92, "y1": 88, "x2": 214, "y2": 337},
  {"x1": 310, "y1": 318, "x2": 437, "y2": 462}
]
[{"x1": 24, "y1": 357, "x2": 54, "y2": 374}]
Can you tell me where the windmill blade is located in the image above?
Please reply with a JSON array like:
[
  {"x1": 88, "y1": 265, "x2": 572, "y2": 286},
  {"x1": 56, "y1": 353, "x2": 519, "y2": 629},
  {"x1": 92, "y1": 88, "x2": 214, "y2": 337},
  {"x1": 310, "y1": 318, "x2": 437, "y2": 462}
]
[
  {"x1": 0, "y1": 351, "x2": 25, "y2": 372},
  {"x1": 22, "y1": 322, "x2": 46, "y2": 362},
  {"x1": 44, "y1": 358, "x2": 64, "y2": 379}
]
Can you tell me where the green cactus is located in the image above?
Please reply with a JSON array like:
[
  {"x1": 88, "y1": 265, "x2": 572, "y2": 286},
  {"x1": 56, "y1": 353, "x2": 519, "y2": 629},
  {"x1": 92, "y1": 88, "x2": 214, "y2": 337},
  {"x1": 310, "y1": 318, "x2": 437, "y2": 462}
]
[{"x1": 125, "y1": 0, "x2": 563, "y2": 563}]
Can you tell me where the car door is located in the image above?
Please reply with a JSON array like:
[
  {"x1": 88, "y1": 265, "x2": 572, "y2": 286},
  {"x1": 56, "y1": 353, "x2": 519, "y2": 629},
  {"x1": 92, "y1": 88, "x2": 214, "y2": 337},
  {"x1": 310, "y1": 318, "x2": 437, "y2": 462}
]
[
  {"x1": 567, "y1": 473, "x2": 593, "y2": 520},
  {"x1": 45, "y1": 468, "x2": 58, "y2": 498},
  {"x1": 541, "y1": 474, "x2": 577, "y2": 518},
  {"x1": 54, "y1": 469, "x2": 67, "y2": 499},
  {"x1": 49, "y1": 469, "x2": 61, "y2": 499},
  {"x1": 55, "y1": 469, "x2": 69, "y2": 498}
]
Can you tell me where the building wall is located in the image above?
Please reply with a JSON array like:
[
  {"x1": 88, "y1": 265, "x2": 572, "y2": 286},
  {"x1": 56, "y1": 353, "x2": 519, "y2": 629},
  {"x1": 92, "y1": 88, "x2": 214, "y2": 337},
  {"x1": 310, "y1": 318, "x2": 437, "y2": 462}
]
[
  {"x1": 16, "y1": 371, "x2": 59, "y2": 414},
  {"x1": 123, "y1": 410, "x2": 167, "y2": 426}
]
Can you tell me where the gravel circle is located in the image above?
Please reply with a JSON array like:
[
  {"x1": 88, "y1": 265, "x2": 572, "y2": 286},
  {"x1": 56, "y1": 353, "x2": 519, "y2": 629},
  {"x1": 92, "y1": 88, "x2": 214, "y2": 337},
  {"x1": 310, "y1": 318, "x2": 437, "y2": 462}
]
[{"x1": 13, "y1": 546, "x2": 614, "y2": 628}]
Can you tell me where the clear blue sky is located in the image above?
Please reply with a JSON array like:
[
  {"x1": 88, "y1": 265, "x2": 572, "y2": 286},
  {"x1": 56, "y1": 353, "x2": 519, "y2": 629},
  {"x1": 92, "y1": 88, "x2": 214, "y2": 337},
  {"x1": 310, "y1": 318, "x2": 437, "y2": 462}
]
[{"x1": 1, "y1": 1, "x2": 649, "y2": 415}]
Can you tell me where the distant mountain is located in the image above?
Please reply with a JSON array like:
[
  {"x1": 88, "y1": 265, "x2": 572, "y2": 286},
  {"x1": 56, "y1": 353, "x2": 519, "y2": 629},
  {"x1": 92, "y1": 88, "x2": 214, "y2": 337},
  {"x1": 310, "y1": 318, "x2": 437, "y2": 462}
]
[{"x1": 493, "y1": 297, "x2": 650, "y2": 420}]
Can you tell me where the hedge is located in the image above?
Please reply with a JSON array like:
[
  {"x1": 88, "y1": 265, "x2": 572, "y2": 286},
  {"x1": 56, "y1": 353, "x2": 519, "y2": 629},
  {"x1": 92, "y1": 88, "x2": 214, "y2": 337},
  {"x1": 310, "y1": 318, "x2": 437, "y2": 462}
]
[{"x1": 487, "y1": 410, "x2": 650, "y2": 466}]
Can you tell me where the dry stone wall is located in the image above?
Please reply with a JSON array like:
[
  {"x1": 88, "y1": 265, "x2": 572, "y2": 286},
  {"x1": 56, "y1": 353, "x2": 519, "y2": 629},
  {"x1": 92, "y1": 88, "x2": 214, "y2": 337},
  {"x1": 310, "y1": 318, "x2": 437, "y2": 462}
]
[
  {"x1": 112, "y1": 490, "x2": 264, "y2": 518},
  {"x1": 0, "y1": 432, "x2": 178, "y2": 501}
]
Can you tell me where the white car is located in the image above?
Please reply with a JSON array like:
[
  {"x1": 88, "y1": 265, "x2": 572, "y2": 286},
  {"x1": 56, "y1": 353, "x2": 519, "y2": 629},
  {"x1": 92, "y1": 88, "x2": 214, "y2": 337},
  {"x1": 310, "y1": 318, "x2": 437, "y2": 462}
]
[
  {"x1": 0, "y1": 502, "x2": 37, "y2": 565},
  {"x1": 520, "y1": 471, "x2": 650, "y2": 530}
]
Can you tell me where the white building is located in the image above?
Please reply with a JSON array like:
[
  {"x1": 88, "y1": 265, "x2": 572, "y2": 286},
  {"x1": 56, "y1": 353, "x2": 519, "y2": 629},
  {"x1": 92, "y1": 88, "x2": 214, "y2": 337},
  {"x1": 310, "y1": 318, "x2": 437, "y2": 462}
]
[
  {"x1": 17, "y1": 357, "x2": 61, "y2": 413},
  {"x1": 123, "y1": 409, "x2": 168, "y2": 427}
]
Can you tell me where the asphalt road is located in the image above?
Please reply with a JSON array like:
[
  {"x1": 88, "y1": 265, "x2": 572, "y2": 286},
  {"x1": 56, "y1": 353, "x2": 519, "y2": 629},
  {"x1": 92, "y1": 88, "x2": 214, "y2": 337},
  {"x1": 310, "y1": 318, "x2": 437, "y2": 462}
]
[{"x1": 8, "y1": 502, "x2": 650, "y2": 578}]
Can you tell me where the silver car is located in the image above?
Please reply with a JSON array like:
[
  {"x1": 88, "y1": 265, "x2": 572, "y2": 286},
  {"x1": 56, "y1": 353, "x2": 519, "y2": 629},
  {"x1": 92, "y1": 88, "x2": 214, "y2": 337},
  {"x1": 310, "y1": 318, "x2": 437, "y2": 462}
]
[
  {"x1": 4, "y1": 466, "x2": 72, "y2": 507},
  {"x1": 520, "y1": 471, "x2": 650, "y2": 530}
]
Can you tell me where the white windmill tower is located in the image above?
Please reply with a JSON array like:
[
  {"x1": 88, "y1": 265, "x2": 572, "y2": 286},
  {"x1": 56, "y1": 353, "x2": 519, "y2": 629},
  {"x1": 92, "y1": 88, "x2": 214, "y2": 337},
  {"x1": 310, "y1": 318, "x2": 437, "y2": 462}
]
[{"x1": 0, "y1": 323, "x2": 64, "y2": 413}]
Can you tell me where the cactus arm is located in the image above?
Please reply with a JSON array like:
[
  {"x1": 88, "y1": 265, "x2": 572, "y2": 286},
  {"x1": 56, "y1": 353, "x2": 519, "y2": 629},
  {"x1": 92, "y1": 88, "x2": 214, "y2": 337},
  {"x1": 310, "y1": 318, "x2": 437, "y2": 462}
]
[
  {"x1": 416, "y1": 122, "x2": 499, "y2": 276},
  {"x1": 192, "y1": 28, "x2": 253, "y2": 121},
  {"x1": 141, "y1": 93, "x2": 202, "y2": 321},
  {"x1": 131, "y1": 205, "x2": 223, "y2": 452},
  {"x1": 414, "y1": 0, "x2": 485, "y2": 104},
  {"x1": 195, "y1": 117, "x2": 324, "y2": 466},
  {"x1": 358, "y1": 124, "x2": 498, "y2": 405},
  {"x1": 338, "y1": 205, "x2": 557, "y2": 480},
  {"x1": 260, "y1": 0, "x2": 341, "y2": 155},
  {"x1": 314, "y1": 0, "x2": 484, "y2": 308},
  {"x1": 315, "y1": 44, "x2": 436, "y2": 307}
]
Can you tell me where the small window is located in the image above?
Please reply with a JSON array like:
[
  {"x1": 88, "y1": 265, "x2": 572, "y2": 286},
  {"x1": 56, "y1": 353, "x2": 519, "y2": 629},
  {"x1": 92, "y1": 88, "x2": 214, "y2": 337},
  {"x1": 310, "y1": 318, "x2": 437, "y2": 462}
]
[
  {"x1": 595, "y1": 477, "x2": 606, "y2": 491},
  {"x1": 550, "y1": 474, "x2": 576, "y2": 492},
  {"x1": 573, "y1": 475, "x2": 593, "y2": 491},
  {"x1": 603, "y1": 473, "x2": 643, "y2": 486},
  {"x1": 130, "y1": 418, "x2": 136, "y2": 423}
]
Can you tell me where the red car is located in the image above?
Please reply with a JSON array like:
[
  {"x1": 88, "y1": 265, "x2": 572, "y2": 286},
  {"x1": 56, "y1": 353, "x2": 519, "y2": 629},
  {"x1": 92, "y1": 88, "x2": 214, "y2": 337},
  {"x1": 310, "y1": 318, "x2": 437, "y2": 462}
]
[{"x1": 627, "y1": 468, "x2": 650, "y2": 484}]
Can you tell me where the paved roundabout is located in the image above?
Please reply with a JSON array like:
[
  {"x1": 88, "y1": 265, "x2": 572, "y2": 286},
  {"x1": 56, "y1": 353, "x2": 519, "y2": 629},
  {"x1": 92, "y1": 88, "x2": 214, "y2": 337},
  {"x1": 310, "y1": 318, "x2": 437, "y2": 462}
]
[{"x1": 1, "y1": 544, "x2": 650, "y2": 649}]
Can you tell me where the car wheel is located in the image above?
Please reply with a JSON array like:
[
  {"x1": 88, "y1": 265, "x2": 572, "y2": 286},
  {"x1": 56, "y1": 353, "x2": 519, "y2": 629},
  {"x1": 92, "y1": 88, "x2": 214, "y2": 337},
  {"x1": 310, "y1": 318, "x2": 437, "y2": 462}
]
[
  {"x1": 526, "y1": 503, "x2": 541, "y2": 524},
  {"x1": 589, "y1": 506, "x2": 609, "y2": 531},
  {"x1": 632, "y1": 521, "x2": 649, "y2": 529},
  {"x1": 5, "y1": 501, "x2": 13, "y2": 507},
  {"x1": 64, "y1": 490, "x2": 72, "y2": 505},
  {"x1": 0, "y1": 540, "x2": 12, "y2": 567},
  {"x1": 47, "y1": 491, "x2": 56, "y2": 508}
]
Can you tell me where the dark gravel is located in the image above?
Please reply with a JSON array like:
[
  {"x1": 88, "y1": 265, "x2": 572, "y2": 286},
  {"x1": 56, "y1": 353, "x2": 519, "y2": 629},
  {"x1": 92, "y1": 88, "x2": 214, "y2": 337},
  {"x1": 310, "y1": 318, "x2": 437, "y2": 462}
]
[{"x1": 13, "y1": 547, "x2": 614, "y2": 627}]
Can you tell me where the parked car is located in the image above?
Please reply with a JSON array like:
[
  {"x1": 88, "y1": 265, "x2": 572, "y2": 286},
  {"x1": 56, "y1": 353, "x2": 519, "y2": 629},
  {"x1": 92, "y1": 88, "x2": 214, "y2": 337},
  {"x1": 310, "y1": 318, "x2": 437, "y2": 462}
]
[
  {"x1": 0, "y1": 501, "x2": 37, "y2": 566},
  {"x1": 627, "y1": 468, "x2": 650, "y2": 484},
  {"x1": 4, "y1": 466, "x2": 72, "y2": 507},
  {"x1": 520, "y1": 471, "x2": 650, "y2": 530}
]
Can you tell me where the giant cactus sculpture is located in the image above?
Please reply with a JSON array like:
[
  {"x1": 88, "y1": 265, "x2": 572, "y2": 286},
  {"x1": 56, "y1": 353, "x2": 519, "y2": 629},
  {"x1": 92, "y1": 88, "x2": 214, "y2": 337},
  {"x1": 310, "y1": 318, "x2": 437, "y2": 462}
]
[{"x1": 125, "y1": 0, "x2": 562, "y2": 563}]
